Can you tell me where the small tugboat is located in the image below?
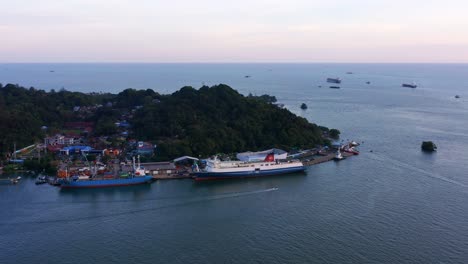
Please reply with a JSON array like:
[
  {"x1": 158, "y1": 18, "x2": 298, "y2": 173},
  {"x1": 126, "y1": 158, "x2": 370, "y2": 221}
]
[
  {"x1": 327, "y1": 78, "x2": 342, "y2": 84},
  {"x1": 35, "y1": 175, "x2": 48, "y2": 185},
  {"x1": 333, "y1": 150, "x2": 345, "y2": 161},
  {"x1": 402, "y1": 83, "x2": 417, "y2": 88},
  {"x1": 455, "y1": 95, "x2": 460, "y2": 99}
]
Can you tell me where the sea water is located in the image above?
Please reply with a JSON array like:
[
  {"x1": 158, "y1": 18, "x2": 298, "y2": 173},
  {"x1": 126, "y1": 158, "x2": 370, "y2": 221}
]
[{"x1": 1, "y1": 63, "x2": 467, "y2": 264}]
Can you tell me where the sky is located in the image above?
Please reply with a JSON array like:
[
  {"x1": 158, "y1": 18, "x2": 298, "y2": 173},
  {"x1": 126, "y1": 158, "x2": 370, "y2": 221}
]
[{"x1": 1, "y1": 0, "x2": 468, "y2": 63}]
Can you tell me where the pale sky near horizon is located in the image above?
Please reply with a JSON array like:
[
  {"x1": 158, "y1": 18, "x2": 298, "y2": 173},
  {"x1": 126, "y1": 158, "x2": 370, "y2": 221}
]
[{"x1": 1, "y1": 0, "x2": 468, "y2": 63}]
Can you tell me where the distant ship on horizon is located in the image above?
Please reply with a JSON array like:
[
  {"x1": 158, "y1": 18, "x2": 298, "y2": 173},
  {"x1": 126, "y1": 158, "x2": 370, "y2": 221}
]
[
  {"x1": 402, "y1": 83, "x2": 417, "y2": 88},
  {"x1": 327, "y1": 77, "x2": 342, "y2": 84}
]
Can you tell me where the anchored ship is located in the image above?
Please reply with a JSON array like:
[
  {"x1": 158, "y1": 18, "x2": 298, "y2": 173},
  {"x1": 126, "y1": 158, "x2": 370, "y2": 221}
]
[
  {"x1": 192, "y1": 153, "x2": 305, "y2": 181},
  {"x1": 59, "y1": 156, "x2": 153, "y2": 188},
  {"x1": 402, "y1": 83, "x2": 417, "y2": 88},
  {"x1": 327, "y1": 78, "x2": 342, "y2": 84}
]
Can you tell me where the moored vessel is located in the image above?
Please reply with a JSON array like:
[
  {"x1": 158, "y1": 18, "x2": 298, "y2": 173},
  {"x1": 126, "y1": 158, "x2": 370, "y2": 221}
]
[
  {"x1": 192, "y1": 154, "x2": 305, "y2": 181},
  {"x1": 59, "y1": 156, "x2": 153, "y2": 188},
  {"x1": 60, "y1": 175, "x2": 153, "y2": 188},
  {"x1": 35, "y1": 175, "x2": 48, "y2": 185},
  {"x1": 333, "y1": 150, "x2": 345, "y2": 161}
]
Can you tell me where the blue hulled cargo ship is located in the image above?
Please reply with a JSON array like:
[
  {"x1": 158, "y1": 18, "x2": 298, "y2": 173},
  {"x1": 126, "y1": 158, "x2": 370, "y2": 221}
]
[
  {"x1": 60, "y1": 175, "x2": 153, "y2": 188},
  {"x1": 59, "y1": 156, "x2": 153, "y2": 188}
]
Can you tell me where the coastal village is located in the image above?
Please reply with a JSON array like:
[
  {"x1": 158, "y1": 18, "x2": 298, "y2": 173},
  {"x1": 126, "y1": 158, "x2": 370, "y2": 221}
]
[
  {"x1": 0, "y1": 83, "x2": 361, "y2": 187},
  {"x1": 0, "y1": 113, "x2": 360, "y2": 186}
]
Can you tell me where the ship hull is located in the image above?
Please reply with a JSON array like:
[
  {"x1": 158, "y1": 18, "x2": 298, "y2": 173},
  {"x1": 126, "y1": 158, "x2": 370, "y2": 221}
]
[
  {"x1": 60, "y1": 176, "x2": 153, "y2": 188},
  {"x1": 193, "y1": 166, "x2": 305, "y2": 181},
  {"x1": 327, "y1": 78, "x2": 341, "y2": 84}
]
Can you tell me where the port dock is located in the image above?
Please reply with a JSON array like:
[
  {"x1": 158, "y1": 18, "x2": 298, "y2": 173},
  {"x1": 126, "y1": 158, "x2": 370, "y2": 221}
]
[
  {"x1": 152, "y1": 173, "x2": 192, "y2": 180},
  {"x1": 293, "y1": 148, "x2": 356, "y2": 166},
  {"x1": 301, "y1": 151, "x2": 354, "y2": 166}
]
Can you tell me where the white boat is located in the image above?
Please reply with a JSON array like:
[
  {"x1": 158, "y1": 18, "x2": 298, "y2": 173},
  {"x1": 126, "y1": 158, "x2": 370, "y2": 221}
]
[
  {"x1": 333, "y1": 150, "x2": 345, "y2": 161},
  {"x1": 193, "y1": 154, "x2": 305, "y2": 180}
]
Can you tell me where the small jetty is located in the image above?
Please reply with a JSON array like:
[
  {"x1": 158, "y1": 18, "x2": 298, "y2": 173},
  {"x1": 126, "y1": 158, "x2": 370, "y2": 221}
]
[
  {"x1": 152, "y1": 173, "x2": 192, "y2": 180},
  {"x1": 0, "y1": 176, "x2": 21, "y2": 185},
  {"x1": 301, "y1": 151, "x2": 354, "y2": 166},
  {"x1": 290, "y1": 142, "x2": 360, "y2": 166}
]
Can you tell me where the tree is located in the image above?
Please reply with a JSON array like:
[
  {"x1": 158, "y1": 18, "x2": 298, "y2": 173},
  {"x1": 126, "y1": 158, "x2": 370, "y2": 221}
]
[{"x1": 329, "y1": 129, "x2": 341, "y2": 139}]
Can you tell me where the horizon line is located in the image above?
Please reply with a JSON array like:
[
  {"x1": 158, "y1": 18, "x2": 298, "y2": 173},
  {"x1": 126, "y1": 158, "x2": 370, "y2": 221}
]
[{"x1": 1, "y1": 61, "x2": 468, "y2": 64}]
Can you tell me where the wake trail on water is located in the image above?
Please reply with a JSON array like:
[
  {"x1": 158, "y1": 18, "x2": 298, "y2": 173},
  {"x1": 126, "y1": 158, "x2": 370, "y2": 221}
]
[
  {"x1": 1, "y1": 188, "x2": 279, "y2": 226},
  {"x1": 31, "y1": 193, "x2": 211, "y2": 205},
  {"x1": 366, "y1": 153, "x2": 467, "y2": 189},
  {"x1": 31, "y1": 188, "x2": 278, "y2": 205}
]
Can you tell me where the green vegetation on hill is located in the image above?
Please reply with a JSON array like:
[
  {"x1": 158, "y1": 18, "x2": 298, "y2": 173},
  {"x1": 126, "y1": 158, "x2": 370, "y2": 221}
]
[
  {"x1": 132, "y1": 84, "x2": 329, "y2": 160},
  {"x1": 0, "y1": 83, "x2": 333, "y2": 160},
  {"x1": 0, "y1": 84, "x2": 110, "y2": 155}
]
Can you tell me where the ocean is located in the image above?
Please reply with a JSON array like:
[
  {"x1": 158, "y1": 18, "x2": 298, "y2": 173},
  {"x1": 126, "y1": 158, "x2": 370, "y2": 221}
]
[{"x1": 1, "y1": 63, "x2": 468, "y2": 263}]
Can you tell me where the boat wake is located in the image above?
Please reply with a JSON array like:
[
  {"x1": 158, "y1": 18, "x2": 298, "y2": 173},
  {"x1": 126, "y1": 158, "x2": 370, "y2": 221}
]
[
  {"x1": 1, "y1": 188, "x2": 279, "y2": 226},
  {"x1": 31, "y1": 188, "x2": 279, "y2": 205},
  {"x1": 367, "y1": 153, "x2": 467, "y2": 189}
]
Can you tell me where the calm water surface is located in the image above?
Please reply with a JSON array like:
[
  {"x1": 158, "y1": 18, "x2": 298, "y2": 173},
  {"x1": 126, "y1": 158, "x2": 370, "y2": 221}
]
[{"x1": 1, "y1": 64, "x2": 468, "y2": 263}]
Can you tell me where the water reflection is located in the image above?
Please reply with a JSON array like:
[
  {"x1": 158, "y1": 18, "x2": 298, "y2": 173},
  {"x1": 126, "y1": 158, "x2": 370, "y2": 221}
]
[{"x1": 58, "y1": 184, "x2": 152, "y2": 203}]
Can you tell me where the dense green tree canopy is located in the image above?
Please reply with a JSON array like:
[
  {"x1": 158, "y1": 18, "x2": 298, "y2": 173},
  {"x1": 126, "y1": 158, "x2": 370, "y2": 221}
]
[
  {"x1": 132, "y1": 84, "x2": 328, "y2": 160},
  {"x1": 0, "y1": 84, "x2": 111, "y2": 155},
  {"x1": 0, "y1": 83, "x2": 331, "y2": 160}
]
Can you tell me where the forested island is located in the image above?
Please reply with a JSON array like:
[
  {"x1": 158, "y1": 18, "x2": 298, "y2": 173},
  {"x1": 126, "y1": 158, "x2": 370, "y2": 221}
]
[{"x1": 0, "y1": 83, "x2": 339, "y2": 162}]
